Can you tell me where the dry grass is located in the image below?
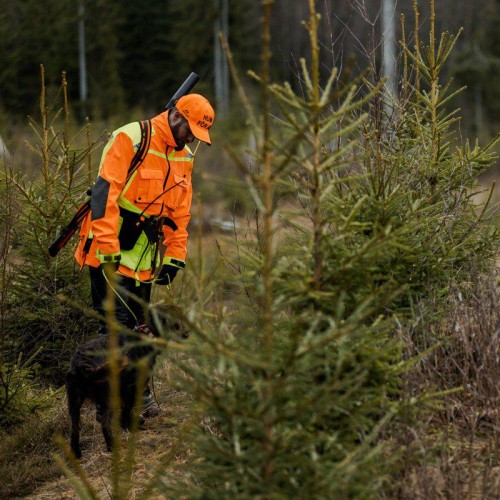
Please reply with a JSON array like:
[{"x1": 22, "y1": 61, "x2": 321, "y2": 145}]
[
  {"x1": 393, "y1": 273, "x2": 500, "y2": 499},
  {"x1": 0, "y1": 404, "x2": 67, "y2": 498}
]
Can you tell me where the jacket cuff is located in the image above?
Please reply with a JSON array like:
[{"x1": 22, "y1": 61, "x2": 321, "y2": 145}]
[
  {"x1": 162, "y1": 256, "x2": 185, "y2": 269},
  {"x1": 97, "y1": 251, "x2": 122, "y2": 264}
]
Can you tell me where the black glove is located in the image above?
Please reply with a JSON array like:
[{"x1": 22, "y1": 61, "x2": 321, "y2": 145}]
[{"x1": 155, "y1": 264, "x2": 179, "y2": 285}]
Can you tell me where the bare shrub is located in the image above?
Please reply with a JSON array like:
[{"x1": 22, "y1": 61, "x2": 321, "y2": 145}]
[{"x1": 397, "y1": 271, "x2": 500, "y2": 498}]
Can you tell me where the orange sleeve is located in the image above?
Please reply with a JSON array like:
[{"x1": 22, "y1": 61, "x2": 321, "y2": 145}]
[{"x1": 90, "y1": 132, "x2": 135, "y2": 256}]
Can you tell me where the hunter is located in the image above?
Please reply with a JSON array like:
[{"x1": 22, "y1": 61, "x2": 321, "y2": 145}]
[{"x1": 74, "y1": 93, "x2": 214, "y2": 415}]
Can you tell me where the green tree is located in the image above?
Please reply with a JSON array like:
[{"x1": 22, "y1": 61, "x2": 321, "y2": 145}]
[
  {"x1": 85, "y1": 0, "x2": 125, "y2": 119},
  {"x1": 0, "y1": 0, "x2": 78, "y2": 116},
  {"x1": 156, "y1": 1, "x2": 498, "y2": 496},
  {"x1": 0, "y1": 69, "x2": 99, "y2": 384},
  {"x1": 115, "y1": 0, "x2": 179, "y2": 111}
]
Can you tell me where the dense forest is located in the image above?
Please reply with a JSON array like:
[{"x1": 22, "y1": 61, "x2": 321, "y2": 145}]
[
  {"x1": 0, "y1": 0, "x2": 498, "y2": 136},
  {"x1": 0, "y1": 1, "x2": 499, "y2": 498}
]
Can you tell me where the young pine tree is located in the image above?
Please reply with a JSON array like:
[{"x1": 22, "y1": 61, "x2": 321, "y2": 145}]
[{"x1": 0, "y1": 68, "x2": 99, "y2": 383}]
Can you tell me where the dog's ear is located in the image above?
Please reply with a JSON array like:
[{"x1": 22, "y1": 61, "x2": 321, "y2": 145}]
[
  {"x1": 172, "y1": 322, "x2": 190, "y2": 339},
  {"x1": 134, "y1": 324, "x2": 156, "y2": 337},
  {"x1": 148, "y1": 303, "x2": 190, "y2": 338},
  {"x1": 147, "y1": 305, "x2": 165, "y2": 337}
]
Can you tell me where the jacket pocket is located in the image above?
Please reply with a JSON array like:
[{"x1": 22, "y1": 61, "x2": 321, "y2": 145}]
[
  {"x1": 166, "y1": 174, "x2": 190, "y2": 211},
  {"x1": 120, "y1": 231, "x2": 155, "y2": 272},
  {"x1": 135, "y1": 169, "x2": 164, "y2": 206}
]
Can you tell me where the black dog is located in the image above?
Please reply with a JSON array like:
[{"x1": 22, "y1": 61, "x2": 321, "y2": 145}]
[{"x1": 66, "y1": 308, "x2": 187, "y2": 458}]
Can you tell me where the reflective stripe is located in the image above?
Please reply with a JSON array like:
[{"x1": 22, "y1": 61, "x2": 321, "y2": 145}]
[
  {"x1": 167, "y1": 150, "x2": 193, "y2": 162},
  {"x1": 97, "y1": 250, "x2": 121, "y2": 263},
  {"x1": 169, "y1": 156, "x2": 193, "y2": 162},
  {"x1": 118, "y1": 194, "x2": 144, "y2": 215},
  {"x1": 118, "y1": 171, "x2": 140, "y2": 210},
  {"x1": 163, "y1": 256, "x2": 185, "y2": 268},
  {"x1": 144, "y1": 149, "x2": 193, "y2": 160},
  {"x1": 148, "y1": 149, "x2": 166, "y2": 159}
]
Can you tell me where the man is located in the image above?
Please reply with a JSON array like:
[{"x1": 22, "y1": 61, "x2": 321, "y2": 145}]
[{"x1": 74, "y1": 93, "x2": 215, "y2": 415}]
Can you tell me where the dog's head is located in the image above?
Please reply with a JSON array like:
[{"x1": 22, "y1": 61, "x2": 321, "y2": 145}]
[{"x1": 146, "y1": 304, "x2": 190, "y2": 340}]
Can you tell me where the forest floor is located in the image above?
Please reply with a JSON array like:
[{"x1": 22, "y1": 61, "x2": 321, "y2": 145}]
[
  {"x1": 2, "y1": 358, "x2": 498, "y2": 499},
  {"x1": 1, "y1": 241, "x2": 499, "y2": 498}
]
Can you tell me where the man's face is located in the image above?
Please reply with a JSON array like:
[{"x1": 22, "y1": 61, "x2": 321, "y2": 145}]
[{"x1": 171, "y1": 112, "x2": 195, "y2": 149}]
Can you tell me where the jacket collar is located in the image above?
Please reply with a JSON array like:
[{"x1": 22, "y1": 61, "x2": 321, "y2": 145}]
[{"x1": 151, "y1": 110, "x2": 178, "y2": 149}]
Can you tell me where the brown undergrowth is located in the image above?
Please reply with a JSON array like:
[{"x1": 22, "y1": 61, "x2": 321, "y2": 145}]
[{"x1": 390, "y1": 271, "x2": 500, "y2": 499}]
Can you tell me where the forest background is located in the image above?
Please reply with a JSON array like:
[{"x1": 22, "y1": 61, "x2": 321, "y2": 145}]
[
  {"x1": 0, "y1": 0, "x2": 498, "y2": 138},
  {"x1": 0, "y1": 0, "x2": 499, "y2": 498}
]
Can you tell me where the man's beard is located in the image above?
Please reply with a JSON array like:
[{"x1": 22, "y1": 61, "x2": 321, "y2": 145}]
[{"x1": 170, "y1": 122, "x2": 185, "y2": 151}]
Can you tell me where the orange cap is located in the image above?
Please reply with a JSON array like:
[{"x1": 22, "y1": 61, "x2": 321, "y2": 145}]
[{"x1": 176, "y1": 94, "x2": 215, "y2": 145}]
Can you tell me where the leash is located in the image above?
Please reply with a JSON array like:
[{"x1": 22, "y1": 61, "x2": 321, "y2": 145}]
[{"x1": 101, "y1": 268, "x2": 140, "y2": 326}]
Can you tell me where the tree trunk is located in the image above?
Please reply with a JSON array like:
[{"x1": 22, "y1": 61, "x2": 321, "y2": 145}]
[
  {"x1": 382, "y1": 0, "x2": 396, "y2": 106},
  {"x1": 78, "y1": 0, "x2": 88, "y2": 119},
  {"x1": 214, "y1": 0, "x2": 229, "y2": 117},
  {"x1": 0, "y1": 134, "x2": 9, "y2": 160}
]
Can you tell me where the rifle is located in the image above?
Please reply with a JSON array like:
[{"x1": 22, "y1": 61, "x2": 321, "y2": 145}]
[
  {"x1": 48, "y1": 72, "x2": 200, "y2": 258},
  {"x1": 165, "y1": 72, "x2": 200, "y2": 109}
]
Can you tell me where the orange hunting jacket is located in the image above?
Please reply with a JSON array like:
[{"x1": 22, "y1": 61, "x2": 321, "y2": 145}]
[{"x1": 74, "y1": 110, "x2": 193, "y2": 281}]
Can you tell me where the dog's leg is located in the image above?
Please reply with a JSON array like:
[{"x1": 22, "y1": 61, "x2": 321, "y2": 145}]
[
  {"x1": 66, "y1": 373, "x2": 83, "y2": 459},
  {"x1": 119, "y1": 377, "x2": 131, "y2": 430},
  {"x1": 121, "y1": 390, "x2": 134, "y2": 430},
  {"x1": 99, "y1": 402, "x2": 113, "y2": 452}
]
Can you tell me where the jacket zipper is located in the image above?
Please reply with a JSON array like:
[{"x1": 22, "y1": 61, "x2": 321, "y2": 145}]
[
  {"x1": 161, "y1": 148, "x2": 171, "y2": 214},
  {"x1": 134, "y1": 147, "x2": 172, "y2": 273}
]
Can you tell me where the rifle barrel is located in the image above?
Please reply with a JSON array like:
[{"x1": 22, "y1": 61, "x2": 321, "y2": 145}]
[{"x1": 165, "y1": 72, "x2": 200, "y2": 109}]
